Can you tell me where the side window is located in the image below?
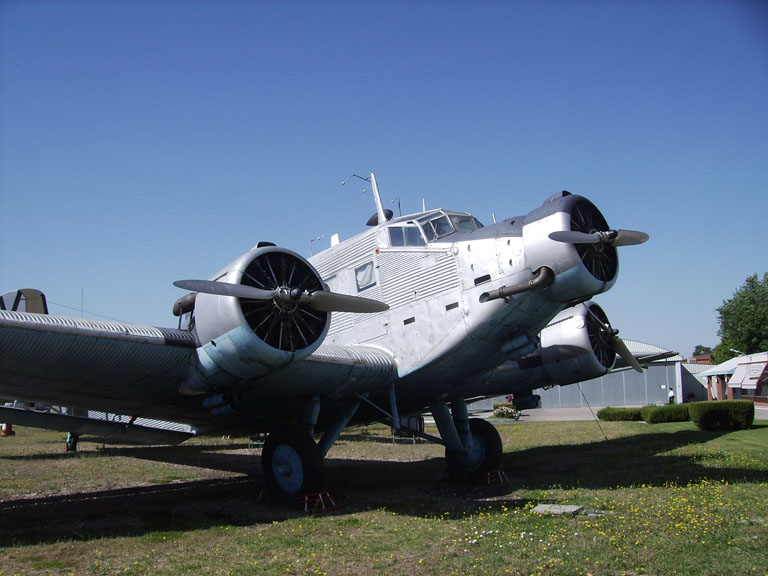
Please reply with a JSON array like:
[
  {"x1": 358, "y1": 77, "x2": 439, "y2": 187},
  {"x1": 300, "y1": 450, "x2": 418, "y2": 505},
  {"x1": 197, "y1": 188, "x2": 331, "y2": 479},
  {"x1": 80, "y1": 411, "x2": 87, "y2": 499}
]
[
  {"x1": 389, "y1": 226, "x2": 426, "y2": 247},
  {"x1": 405, "y1": 226, "x2": 426, "y2": 246},
  {"x1": 354, "y1": 261, "x2": 376, "y2": 292},
  {"x1": 389, "y1": 227, "x2": 406, "y2": 247}
]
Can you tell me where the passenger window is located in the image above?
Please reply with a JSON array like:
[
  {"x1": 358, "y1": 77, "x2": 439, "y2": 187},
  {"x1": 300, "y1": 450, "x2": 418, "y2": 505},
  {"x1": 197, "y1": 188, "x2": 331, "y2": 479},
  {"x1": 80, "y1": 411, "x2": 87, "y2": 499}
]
[{"x1": 354, "y1": 261, "x2": 376, "y2": 291}]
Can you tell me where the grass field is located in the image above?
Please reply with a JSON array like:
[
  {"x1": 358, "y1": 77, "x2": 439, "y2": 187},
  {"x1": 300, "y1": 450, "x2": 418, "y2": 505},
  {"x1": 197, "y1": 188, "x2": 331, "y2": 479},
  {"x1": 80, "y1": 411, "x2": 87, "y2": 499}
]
[{"x1": 1, "y1": 418, "x2": 767, "y2": 575}]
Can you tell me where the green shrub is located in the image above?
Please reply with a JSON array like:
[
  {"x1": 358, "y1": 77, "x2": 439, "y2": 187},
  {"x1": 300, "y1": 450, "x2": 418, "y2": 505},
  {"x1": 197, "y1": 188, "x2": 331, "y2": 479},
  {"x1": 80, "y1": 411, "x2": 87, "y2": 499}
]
[
  {"x1": 597, "y1": 406, "x2": 643, "y2": 421},
  {"x1": 640, "y1": 404, "x2": 690, "y2": 424},
  {"x1": 688, "y1": 400, "x2": 755, "y2": 431}
]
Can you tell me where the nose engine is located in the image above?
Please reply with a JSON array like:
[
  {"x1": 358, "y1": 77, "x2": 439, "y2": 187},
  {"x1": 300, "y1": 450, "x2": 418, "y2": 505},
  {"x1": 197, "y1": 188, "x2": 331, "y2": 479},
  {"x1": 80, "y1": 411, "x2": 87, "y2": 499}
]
[{"x1": 523, "y1": 193, "x2": 626, "y2": 303}]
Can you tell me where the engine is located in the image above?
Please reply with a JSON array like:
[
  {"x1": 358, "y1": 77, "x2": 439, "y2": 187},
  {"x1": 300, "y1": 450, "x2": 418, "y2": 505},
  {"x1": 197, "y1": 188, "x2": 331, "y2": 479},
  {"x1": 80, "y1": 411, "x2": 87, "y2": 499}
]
[
  {"x1": 539, "y1": 301, "x2": 616, "y2": 385},
  {"x1": 523, "y1": 192, "x2": 619, "y2": 302},
  {"x1": 191, "y1": 246, "x2": 331, "y2": 382}
]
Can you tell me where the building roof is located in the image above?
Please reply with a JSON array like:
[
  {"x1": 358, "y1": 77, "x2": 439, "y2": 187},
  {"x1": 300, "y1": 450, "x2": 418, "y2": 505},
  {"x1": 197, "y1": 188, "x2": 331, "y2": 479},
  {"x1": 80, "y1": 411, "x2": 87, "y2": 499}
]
[
  {"x1": 624, "y1": 340, "x2": 681, "y2": 362},
  {"x1": 697, "y1": 352, "x2": 768, "y2": 378}
]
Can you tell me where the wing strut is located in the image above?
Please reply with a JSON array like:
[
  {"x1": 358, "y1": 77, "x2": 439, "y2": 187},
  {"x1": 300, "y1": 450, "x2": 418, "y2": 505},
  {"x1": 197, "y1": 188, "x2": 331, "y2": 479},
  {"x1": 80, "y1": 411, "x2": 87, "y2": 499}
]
[{"x1": 353, "y1": 392, "x2": 445, "y2": 446}]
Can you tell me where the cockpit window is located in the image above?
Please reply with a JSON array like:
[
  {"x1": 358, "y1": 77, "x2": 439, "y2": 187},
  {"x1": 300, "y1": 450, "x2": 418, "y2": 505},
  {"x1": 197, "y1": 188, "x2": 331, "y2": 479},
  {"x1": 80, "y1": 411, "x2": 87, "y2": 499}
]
[
  {"x1": 420, "y1": 214, "x2": 453, "y2": 241},
  {"x1": 450, "y1": 214, "x2": 483, "y2": 233},
  {"x1": 389, "y1": 225, "x2": 426, "y2": 247},
  {"x1": 417, "y1": 211, "x2": 483, "y2": 242}
]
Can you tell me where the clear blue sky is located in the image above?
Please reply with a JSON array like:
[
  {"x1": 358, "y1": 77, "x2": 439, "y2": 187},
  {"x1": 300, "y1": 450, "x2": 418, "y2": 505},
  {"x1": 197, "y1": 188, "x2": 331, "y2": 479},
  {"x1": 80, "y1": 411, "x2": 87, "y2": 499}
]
[{"x1": 1, "y1": 0, "x2": 766, "y2": 358}]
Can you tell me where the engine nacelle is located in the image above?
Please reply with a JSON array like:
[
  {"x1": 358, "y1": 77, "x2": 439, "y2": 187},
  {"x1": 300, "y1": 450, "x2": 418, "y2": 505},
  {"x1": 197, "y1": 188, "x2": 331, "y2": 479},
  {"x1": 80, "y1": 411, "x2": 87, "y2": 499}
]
[
  {"x1": 539, "y1": 301, "x2": 616, "y2": 385},
  {"x1": 191, "y1": 246, "x2": 330, "y2": 383},
  {"x1": 523, "y1": 192, "x2": 618, "y2": 302}
]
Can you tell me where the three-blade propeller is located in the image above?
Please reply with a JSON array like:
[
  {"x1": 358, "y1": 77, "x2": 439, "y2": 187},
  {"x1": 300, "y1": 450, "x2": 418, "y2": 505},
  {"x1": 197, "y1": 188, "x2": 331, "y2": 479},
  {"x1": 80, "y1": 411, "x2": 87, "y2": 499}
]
[
  {"x1": 586, "y1": 306, "x2": 643, "y2": 373},
  {"x1": 548, "y1": 229, "x2": 649, "y2": 247},
  {"x1": 173, "y1": 279, "x2": 389, "y2": 314}
]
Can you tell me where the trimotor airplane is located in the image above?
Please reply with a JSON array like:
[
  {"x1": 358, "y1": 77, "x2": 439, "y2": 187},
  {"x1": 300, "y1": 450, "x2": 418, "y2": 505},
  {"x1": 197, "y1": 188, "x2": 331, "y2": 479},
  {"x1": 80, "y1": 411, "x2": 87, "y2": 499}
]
[{"x1": 0, "y1": 173, "x2": 650, "y2": 504}]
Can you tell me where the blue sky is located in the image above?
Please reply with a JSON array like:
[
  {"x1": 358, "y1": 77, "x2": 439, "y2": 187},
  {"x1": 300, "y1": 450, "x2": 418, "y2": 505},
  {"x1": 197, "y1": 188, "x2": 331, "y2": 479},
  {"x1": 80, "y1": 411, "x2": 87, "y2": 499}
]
[{"x1": 1, "y1": 0, "x2": 766, "y2": 358}]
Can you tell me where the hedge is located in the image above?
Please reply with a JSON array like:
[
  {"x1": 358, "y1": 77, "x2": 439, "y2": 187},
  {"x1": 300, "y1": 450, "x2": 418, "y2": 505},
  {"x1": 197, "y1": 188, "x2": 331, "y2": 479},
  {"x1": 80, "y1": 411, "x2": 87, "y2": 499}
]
[
  {"x1": 640, "y1": 404, "x2": 691, "y2": 424},
  {"x1": 597, "y1": 406, "x2": 643, "y2": 421},
  {"x1": 688, "y1": 400, "x2": 755, "y2": 431}
]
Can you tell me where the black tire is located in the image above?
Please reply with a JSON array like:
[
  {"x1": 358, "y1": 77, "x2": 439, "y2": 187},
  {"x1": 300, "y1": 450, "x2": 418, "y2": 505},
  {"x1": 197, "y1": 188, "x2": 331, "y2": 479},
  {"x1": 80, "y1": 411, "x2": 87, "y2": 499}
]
[
  {"x1": 262, "y1": 429, "x2": 324, "y2": 505},
  {"x1": 445, "y1": 418, "x2": 503, "y2": 482}
]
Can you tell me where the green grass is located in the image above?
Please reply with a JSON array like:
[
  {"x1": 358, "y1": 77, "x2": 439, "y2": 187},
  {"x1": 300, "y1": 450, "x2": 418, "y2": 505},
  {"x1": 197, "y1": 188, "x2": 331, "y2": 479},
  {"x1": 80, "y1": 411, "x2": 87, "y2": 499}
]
[{"x1": 1, "y1": 420, "x2": 767, "y2": 575}]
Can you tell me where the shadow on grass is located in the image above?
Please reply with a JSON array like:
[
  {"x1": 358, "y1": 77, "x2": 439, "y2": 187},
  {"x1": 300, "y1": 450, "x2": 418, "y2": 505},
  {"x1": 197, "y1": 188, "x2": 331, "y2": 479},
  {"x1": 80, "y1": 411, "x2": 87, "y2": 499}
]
[
  {"x1": 501, "y1": 424, "x2": 768, "y2": 491},
  {"x1": 1, "y1": 442, "x2": 260, "y2": 474},
  {"x1": 2, "y1": 423, "x2": 765, "y2": 545}
]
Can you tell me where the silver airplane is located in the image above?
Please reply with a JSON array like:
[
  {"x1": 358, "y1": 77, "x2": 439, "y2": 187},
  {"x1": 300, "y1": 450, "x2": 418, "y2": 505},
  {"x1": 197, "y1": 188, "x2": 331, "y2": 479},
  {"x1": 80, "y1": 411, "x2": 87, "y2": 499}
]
[{"x1": 0, "y1": 173, "x2": 649, "y2": 504}]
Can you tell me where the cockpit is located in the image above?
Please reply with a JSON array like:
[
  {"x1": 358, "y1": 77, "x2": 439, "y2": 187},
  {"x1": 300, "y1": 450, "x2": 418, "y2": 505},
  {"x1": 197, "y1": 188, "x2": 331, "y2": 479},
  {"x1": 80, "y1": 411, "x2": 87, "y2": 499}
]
[{"x1": 386, "y1": 210, "x2": 484, "y2": 247}]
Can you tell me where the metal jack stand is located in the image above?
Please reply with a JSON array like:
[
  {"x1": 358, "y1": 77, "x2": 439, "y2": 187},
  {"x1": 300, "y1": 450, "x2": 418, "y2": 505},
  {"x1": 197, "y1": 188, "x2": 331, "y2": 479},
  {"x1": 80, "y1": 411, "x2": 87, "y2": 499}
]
[
  {"x1": 484, "y1": 468, "x2": 509, "y2": 485},
  {"x1": 298, "y1": 491, "x2": 337, "y2": 514}
]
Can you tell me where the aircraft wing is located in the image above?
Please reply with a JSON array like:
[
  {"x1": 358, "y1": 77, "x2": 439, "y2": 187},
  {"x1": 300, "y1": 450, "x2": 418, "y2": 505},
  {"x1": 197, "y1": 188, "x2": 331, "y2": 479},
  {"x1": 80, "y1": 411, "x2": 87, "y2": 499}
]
[
  {"x1": 0, "y1": 310, "x2": 207, "y2": 424},
  {"x1": 0, "y1": 310, "x2": 399, "y2": 438}
]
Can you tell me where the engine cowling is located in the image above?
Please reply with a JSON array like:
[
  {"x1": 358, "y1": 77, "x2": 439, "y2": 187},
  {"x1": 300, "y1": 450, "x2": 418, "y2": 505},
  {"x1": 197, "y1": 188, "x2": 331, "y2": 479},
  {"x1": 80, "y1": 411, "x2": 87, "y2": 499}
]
[
  {"x1": 539, "y1": 301, "x2": 616, "y2": 385},
  {"x1": 191, "y1": 246, "x2": 331, "y2": 382},
  {"x1": 523, "y1": 192, "x2": 619, "y2": 302}
]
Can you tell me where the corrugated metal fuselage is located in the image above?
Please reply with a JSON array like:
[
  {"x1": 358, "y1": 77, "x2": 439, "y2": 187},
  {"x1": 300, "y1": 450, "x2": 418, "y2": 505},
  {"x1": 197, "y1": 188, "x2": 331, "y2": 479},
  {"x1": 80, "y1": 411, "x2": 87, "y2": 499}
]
[{"x1": 309, "y1": 214, "x2": 565, "y2": 415}]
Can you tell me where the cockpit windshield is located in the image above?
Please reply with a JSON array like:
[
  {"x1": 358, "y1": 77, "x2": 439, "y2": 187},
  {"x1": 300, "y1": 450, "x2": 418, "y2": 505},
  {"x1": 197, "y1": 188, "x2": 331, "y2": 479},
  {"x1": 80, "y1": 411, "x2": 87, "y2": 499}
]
[
  {"x1": 418, "y1": 211, "x2": 483, "y2": 242},
  {"x1": 386, "y1": 210, "x2": 483, "y2": 247}
]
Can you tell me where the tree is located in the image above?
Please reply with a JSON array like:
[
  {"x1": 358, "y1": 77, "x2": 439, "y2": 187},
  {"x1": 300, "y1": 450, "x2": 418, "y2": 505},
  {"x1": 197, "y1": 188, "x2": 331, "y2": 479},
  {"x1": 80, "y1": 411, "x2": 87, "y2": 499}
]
[
  {"x1": 711, "y1": 273, "x2": 768, "y2": 364},
  {"x1": 692, "y1": 345, "x2": 712, "y2": 357}
]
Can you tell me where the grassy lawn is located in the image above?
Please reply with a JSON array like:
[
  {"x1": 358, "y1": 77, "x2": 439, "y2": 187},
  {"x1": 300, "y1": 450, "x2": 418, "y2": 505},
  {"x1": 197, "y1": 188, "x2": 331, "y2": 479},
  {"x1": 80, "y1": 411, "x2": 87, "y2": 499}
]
[{"x1": 1, "y1": 418, "x2": 766, "y2": 575}]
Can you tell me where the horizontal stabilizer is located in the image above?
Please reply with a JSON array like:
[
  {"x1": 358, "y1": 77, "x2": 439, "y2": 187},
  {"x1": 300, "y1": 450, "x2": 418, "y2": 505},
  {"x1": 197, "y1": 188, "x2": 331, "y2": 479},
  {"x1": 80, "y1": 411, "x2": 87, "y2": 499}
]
[{"x1": 0, "y1": 406, "x2": 195, "y2": 445}]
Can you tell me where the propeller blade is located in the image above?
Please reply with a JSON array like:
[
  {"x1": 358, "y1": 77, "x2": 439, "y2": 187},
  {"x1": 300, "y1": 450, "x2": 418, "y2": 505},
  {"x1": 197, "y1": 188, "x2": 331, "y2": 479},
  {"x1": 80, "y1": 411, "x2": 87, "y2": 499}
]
[
  {"x1": 586, "y1": 305, "x2": 643, "y2": 373},
  {"x1": 548, "y1": 230, "x2": 601, "y2": 244},
  {"x1": 613, "y1": 335, "x2": 643, "y2": 373},
  {"x1": 549, "y1": 229, "x2": 649, "y2": 247},
  {"x1": 174, "y1": 279, "x2": 389, "y2": 313},
  {"x1": 173, "y1": 280, "x2": 277, "y2": 301},
  {"x1": 612, "y1": 229, "x2": 649, "y2": 246},
  {"x1": 302, "y1": 291, "x2": 389, "y2": 313}
]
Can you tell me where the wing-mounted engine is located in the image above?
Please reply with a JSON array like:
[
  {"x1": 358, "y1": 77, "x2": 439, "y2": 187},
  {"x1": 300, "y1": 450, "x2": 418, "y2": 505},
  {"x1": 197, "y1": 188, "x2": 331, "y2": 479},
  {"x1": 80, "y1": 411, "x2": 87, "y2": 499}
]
[
  {"x1": 189, "y1": 246, "x2": 332, "y2": 382},
  {"x1": 523, "y1": 193, "x2": 646, "y2": 303},
  {"x1": 539, "y1": 301, "x2": 622, "y2": 385},
  {"x1": 175, "y1": 245, "x2": 388, "y2": 386}
]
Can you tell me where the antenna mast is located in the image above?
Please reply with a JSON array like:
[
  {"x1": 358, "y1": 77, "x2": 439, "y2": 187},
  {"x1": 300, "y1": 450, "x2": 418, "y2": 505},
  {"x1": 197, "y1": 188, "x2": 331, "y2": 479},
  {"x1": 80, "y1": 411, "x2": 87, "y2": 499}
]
[{"x1": 369, "y1": 172, "x2": 387, "y2": 226}]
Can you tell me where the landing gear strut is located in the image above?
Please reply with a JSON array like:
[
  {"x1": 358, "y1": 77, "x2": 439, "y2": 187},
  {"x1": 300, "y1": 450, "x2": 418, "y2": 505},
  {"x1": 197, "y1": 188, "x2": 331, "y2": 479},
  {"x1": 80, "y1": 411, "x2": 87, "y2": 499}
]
[{"x1": 431, "y1": 401, "x2": 503, "y2": 482}]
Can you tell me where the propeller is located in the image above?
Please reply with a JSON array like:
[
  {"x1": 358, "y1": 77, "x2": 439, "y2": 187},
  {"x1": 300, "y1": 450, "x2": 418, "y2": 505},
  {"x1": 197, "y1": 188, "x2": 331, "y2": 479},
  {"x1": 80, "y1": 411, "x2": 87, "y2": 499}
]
[
  {"x1": 585, "y1": 305, "x2": 643, "y2": 373},
  {"x1": 173, "y1": 279, "x2": 389, "y2": 314},
  {"x1": 548, "y1": 229, "x2": 649, "y2": 247}
]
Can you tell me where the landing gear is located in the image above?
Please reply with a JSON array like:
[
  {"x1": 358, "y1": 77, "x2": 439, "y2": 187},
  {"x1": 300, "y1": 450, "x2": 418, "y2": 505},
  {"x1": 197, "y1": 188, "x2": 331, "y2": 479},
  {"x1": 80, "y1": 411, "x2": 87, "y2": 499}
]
[
  {"x1": 262, "y1": 429, "x2": 324, "y2": 504},
  {"x1": 65, "y1": 432, "x2": 79, "y2": 452},
  {"x1": 445, "y1": 418, "x2": 503, "y2": 481},
  {"x1": 431, "y1": 401, "x2": 504, "y2": 483}
]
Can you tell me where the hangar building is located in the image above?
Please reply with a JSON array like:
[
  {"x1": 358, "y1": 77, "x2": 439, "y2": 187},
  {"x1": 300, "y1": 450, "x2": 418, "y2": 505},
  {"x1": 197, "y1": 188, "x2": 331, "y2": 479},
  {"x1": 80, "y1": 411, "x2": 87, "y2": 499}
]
[{"x1": 531, "y1": 340, "x2": 707, "y2": 409}]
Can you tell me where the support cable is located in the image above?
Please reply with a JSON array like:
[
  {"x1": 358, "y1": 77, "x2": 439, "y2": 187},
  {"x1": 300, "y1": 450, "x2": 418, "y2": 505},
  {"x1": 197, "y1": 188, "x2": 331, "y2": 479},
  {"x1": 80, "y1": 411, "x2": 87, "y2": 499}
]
[{"x1": 577, "y1": 382, "x2": 609, "y2": 442}]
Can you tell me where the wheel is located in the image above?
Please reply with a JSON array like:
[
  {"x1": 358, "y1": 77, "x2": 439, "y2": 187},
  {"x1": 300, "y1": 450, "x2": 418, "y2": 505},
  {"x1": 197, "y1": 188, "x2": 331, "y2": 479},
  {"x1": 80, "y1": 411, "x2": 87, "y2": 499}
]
[
  {"x1": 65, "y1": 432, "x2": 79, "y2": 452},
  {"x1": 445, "y1": 418, "x2": 503, "y2": 482},
  {"x1": 262, "y1": 428, "x2": 324, "y2": 504}
]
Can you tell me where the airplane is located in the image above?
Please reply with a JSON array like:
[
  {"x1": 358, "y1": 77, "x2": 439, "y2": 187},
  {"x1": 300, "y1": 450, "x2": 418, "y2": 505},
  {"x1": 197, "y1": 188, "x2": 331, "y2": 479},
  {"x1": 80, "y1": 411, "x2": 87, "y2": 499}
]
[{"x1": 0, "y1": 173, "x2": 650, "y2": 504}]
